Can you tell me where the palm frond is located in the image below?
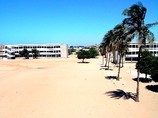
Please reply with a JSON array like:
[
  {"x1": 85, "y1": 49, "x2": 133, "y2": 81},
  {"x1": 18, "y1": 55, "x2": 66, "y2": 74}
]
[
  {"x1": 146, "y1": 30, "x2": 155, "y2": 44},
  {"x1": 146, "y1": 22, "x2": 158, "y2": 28}
]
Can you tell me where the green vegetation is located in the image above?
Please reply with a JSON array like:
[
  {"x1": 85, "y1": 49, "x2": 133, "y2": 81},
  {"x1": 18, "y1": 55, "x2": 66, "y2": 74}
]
[
  {"x1": 77, "y1": 50, "x2": 90, "y2": 63},
  {"x1": 123, "y1": 3, "x2": 158, "y2": 102},
  {"x1": 136, "y1": 50, "x2": 153, "y2": 79},
  {"x1": 32, "y1": 48, "x2": 40, "y2": 59},
  {"x1": 99, "y1": 2, "x2": 158, "y2": 102},
  {"x1": 68, "y1": 48, "x2": 76, "y2": 55},
  {"x1": 89, "y1": 48, "x2": 99, "y2": 58},
  {"x1": 77, "y1": 48, "x2": 98, "y2": 63},
  {"x1": 19, "y1": 48, "x2": 40, "y2": 59},
  {"x1": 19, "y1": 48, "x2": 29, "y2": 59},
  {"x1": 150, "y1": 57, "x2": 158, "y2": 82},
  {"x1": 137, "y1": 50, "x2": 158, "y2": 82}
]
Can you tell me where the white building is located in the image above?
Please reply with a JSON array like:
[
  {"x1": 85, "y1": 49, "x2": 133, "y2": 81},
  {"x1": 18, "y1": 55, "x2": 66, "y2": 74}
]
[
  {"x1": 112, "y1": 42, "x2": 158, "y2": 63},
  {"x1": 125, "y1": 42, "x2": 158, "y2": 61},
  {"x1": 0, "y1": 44, "x2": 68, "y2": 59}
]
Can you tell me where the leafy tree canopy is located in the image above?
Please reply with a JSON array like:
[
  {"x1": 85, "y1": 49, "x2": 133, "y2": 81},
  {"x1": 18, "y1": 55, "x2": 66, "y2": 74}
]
[
  {"x1": 136, "y1": 50, "x2": 153, "y2": 78},
  {"x1": 68, "y1": 48, "x2": 76, "y2": 55},
  {"x1": 19, "y1": 48, "x2": 29, "y2": 59},
  {"x1": 150, "y1": 57, "x2": 158, "y2": 82},
  {"x1": 77, "y1": 50, "x2": 90, "y2": 63},
  {"x1": 89, "y1": 48, "x2": 99, "y2": 58},
  {"x1": 32, "y1": 48, "x2": 40, "y2": 59}
]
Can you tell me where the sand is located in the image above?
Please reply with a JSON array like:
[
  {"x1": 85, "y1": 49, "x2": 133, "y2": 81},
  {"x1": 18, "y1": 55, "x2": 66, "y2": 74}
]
[{"x1": 0, "y1": 55, "x2": 158, "y2": 118}]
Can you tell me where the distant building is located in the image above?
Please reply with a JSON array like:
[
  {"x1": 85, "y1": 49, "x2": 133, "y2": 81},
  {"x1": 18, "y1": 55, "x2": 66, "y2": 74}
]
[
  {"x1": 0, "y1": 44, "x2": 68, "y2": 59},
  {"x1": 68, "y1": 45, "x2": 99, "y2": 55},
  {"x1": 125, "y1": 42, "x2": 158, "y2": 61},
  {"x1": 68, "y1": 46, "x2": 85, "y2": 55},
  {"x1": 112, "y1": 42, "x2": 158, "y2": 63}
]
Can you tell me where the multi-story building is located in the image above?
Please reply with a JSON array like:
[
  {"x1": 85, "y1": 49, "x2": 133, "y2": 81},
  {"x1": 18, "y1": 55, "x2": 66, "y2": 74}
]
[
  {"x1": 125, "y1": 42, "x2": 158, "y2": 61},
  {"x1": 112, "y1": 42, "x2": 158, "y2": 63},
  {"x1": 0, "y1": 44, "x2": 68, "y2": 59}
]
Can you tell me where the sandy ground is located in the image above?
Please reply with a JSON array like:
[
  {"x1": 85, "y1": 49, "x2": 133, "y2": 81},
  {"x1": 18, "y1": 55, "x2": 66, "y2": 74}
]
[{"x1": 0, "y1": 55, "x2": 158, "y2": 118}]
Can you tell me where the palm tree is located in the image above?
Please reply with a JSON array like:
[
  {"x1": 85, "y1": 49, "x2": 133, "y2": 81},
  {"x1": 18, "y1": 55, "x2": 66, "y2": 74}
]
[
  {"x1": 100, "y1": 30, "x2": 114, "y2": 69},
  {"x1": 112, "y1": 24, "x2": 131, "y2": 80},
  {"x1": 99, "y1": 42, "x2": 106, "y2": 65},
  {"x1": 103, "y1": 30, "x2": 115, "y2": 69},
  {"x1": 122, "y1": 2, "x2": 158, "y2": 102}
]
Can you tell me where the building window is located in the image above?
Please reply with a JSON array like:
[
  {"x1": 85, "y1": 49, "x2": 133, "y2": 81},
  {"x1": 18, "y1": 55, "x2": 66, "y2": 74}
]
[
  {"x1": 132, "y1": 52, "x2": 135, "y2": 54},
  {"x1": 132, "y1": 45, "x2": 135, "y2": 48},
  {"x1": 146, "y1": 45, "x2": 149, "y2": 48},
  {"x1": 56, "y1": 54, "x2": 61, "y2": 57}
]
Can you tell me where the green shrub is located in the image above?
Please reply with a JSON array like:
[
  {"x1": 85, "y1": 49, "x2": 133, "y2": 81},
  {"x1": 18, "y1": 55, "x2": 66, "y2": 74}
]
[
  {"x1": 150, "y1": 57, "x2": 158, "y2": 82},
  {"x1": 89, "y1": 48, "x2": 99, "y2": 58},
  {"x1": 77, "y1": 50, "x2": 90, "y2": 62}
]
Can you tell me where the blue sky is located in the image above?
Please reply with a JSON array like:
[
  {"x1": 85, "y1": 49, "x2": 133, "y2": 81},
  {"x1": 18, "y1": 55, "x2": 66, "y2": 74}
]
[{"x1": 0, "y1": 0, "x2": 158, "y2": 46}]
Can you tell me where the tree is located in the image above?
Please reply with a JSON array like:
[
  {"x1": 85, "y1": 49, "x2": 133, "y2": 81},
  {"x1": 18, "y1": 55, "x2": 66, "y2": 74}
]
[
  {"x1": 77, "y1": 50, "x2": 90, "y2": 63},
  {"x1": 150, "y1": 57, "x2": 158, "y2": 82},
  {"x1": 123, "y1": 2, "x2": 158, "y2": 102},
  {"x1": 136, "y1": 50, "x2": 158, "y2": 82},
  {"x1": 112, "y1": 24, "x2": 130, "y2": 80},
  {"x1": 32, "y1": 48, "x2": 40, "y2": 59},
  {"x1": 68, "y1": 48, "x2": 76, "y2": 55},
  {"x1": 89, "y1": 48, "x2": 99, "y2": 58},
  {"x1": 19, "y1": 48, "x2": 29, "y2": 59},
  {"x1": 99, "y1": 43, "x2": 105, "y2": 65},
  {"x1": 101, "y1": 30, "x2": 115, "y2": 69},
  {"x1": 136, "y1": 50, "x2": 153, "y2": 79}
]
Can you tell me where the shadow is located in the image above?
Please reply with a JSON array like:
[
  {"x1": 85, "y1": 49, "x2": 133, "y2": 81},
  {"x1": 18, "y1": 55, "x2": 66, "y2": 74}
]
[
  {"x1": 146, "y1": 85, "x2": 158, "y2": 92},
  {"x1": 100, "y1": 65, "x2": 107, "y2": 67},
  {"x1": 133, "y1": 77, "x2": 152, "y2": 83},
  {"x1": 77, "y1": 62, "x2": 90, "y2": 64},
  {"x1": 105, "y1": 76, "x2": 117, "y2": 80},
  {"x1": 115, "y1": 65, "x2": 123, "y2": 68},
  {"x1": 36, "y1": 67, "x2": 45, "y2": 69},
  {"x1": 105, "y1": 68, "x2": 113, "y2": 71},
  {"x1": 100, "y1": 66, "x2": 113, "y2": 71},
  {"x1": 105, "y1": 89, "x2": 136, "y2": 101},
  {"x1": 100, "y1": 67, "x2": 113, "y2": 71}
]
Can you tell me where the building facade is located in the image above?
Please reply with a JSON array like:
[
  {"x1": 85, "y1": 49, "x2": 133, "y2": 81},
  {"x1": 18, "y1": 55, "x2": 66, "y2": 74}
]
[
  {"x1": 112, "y1": 42, "x2": 158, "y2": 63},
  {"x1": 0, "y1": 44, "x2": 68, "y2": 59},
  {"x1": 125, "y1": 42, "x2": 158, "y2": 61}
]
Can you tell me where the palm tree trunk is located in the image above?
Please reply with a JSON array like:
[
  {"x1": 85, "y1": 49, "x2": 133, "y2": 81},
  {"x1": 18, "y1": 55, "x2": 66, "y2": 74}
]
[
  {"x1": 145, "y1": 74, "x2": 147, "y2": 79},
  {"x1": 121, "y1": 55, "x2": 124, "y2": 67},
  {"x1": 136, "y1": 69, "x2": 140, "y2": 102},
  {"x1": 136, "y1": 46, "x2": 142, "y2": 102},
  {"x1": 105, "y1": 53, "x2": 108, "y2": 67},
  {"x1": 82, "y1": 58, "x2": 85, "y2": 63},
  {"x1": 102, "y1": 55, "x2": 104, "y2": 65},
  {"x1": 117, "y1": 53, "x2": 119, "y2": 64},
  {"x1": 117, "y1": 54, "x2": 122, "y2": 80},
  {"x1": 108, "y1": 53, "x2": 111, "y2": 70}
]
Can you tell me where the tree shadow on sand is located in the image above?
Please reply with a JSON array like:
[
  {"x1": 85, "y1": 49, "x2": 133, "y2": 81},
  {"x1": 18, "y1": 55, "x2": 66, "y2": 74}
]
[
  {"x1": 146, "y1": 85, "x2": 158, "y2": 92},
  {"x1": 105, "y1": 89, "x2": 136, "y2": 101},
  {"x1": 105, "y1": 76, "x2": 117, "y2": 80},
  {"x1": 77, "y1": 62, "x2": 90, "y2": 64},
  {"x1": 133, "y1": 77, "x2": 152, "y2": 83},
  {"x1": 100, "y1": 66, "x2": 113, "y2": 70}
]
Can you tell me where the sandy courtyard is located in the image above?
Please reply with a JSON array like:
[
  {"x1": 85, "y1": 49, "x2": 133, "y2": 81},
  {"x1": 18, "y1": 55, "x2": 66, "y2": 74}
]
[{"x1": 0, "y1": 56, "x2": 158, "y2": 118}]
